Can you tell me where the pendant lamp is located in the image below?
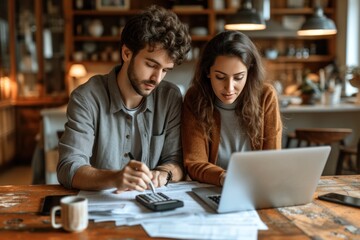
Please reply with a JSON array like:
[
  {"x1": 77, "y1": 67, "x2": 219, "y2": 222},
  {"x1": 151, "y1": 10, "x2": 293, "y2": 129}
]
[
  {"x1": 225, "y1": 0, "x2": 266, "y2": 31},
  {"x1": 297, "y1": 6, "x2": 337, "y2": 36}
]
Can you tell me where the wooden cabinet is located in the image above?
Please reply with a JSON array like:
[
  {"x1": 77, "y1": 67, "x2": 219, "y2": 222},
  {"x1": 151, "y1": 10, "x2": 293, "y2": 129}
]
[
  {"x1": 1, "y1": 1, "x2": 68, "y2": 165},
  {"x1": 6, "y1": 0, "x2": 68, "y2": 98},
  {"x1": 1, "y1": 2, "x2": 15, "y2": 167},
  {"x1": 14, "y1": 98, "x2": 66, "y2": 164},
  {"x1": 0, "y1": 102, "x2": 15, "y2": 168},
  {"x1": 63, "y1": 0, "x2": 337, "y2": 88},
  {"x1": 3, "y1": 0, "x2": 68, "y2": 99}
]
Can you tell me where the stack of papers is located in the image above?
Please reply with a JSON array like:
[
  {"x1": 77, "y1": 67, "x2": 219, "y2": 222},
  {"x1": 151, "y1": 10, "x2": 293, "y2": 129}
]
[{"x1": 78, "y1": 181, "x2": 267, "y2": 240}]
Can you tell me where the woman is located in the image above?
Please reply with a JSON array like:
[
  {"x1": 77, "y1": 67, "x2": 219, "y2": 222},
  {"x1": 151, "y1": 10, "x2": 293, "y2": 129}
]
[{"x1": 182, "y1": 31, "x2": 282, "y2": 186}]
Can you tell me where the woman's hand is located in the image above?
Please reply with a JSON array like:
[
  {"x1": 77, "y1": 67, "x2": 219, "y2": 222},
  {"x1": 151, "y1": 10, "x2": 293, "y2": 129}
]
[{"x1": 220, "y1": 171, "x2": 226, "y2": 186}]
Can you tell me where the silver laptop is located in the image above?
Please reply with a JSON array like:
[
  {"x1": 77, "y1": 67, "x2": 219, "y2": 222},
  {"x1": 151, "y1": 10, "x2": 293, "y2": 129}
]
[{"x1": 192, "y1": 146, "x2": 331, "y2": 213}]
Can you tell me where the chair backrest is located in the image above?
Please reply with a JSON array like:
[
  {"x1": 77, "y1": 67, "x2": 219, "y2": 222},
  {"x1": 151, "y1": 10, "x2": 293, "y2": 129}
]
[
  {"x1": 294, "y1": 128, "x2": 352, "y2": 147},
  {"x1": 57, "y1": 130, "x2": 64, "y2": 140}
]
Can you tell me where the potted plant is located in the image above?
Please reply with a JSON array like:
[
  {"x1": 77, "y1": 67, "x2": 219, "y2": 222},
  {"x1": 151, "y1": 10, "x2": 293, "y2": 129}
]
[
  {"x1": 349, "y1": 66, "x2": 360, "y2": 104},
  {"x1": 349, "y1": 66, "x2": 360, "y2": 88},
  {"x1": 299, "y1": 75, "x2": 321, "y2": 105}
]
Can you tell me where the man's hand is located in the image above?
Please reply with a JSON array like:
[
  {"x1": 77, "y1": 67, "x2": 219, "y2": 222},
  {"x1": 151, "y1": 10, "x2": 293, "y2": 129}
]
[
  {"x1": 114, "y1": 160, "x2": 153, "y2": 193},
  {"x1": 72, "y1": 162, "x2": 181, "y2": 192},
  {"x1": 151, "y1": 170, "x2": 168, "y2": 187}
]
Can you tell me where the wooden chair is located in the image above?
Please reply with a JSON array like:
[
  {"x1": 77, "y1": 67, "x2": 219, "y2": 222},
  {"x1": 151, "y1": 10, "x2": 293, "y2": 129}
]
[
  {"x1": 293, "y1": 128, "x2": 352, "y2": 147},
  {"x1": 336, "y1": 138, "x2": 360, "y2": 174},
  {"x1": 285, "y1": 132, "x2": 296, "y2": 148},
  {"x1": 57, "y1": 130, "x2": 64, "y2": 140},
  {"x1": 285, "y1": 128, "x2": 353, "y2": 175}
]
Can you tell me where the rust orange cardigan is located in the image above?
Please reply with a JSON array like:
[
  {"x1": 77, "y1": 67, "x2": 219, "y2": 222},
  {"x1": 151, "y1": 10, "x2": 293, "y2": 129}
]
[{"x1": 181, "y1": 83, "x2": 283, "y2": 186}]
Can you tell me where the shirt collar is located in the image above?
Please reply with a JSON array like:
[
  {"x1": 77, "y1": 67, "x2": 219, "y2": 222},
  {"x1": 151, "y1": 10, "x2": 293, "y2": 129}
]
[{"x1": 108, "y1": 65, "x2": 154, "y2": 114}]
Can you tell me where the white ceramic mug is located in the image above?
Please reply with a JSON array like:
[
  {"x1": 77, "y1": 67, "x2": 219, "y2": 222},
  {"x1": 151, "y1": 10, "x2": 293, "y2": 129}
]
[{"x1": 51, "y1": 196, "x2": 88, "y2": 232}]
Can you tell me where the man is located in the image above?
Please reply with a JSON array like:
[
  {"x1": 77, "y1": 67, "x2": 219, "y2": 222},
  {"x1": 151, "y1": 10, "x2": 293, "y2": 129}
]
[{"x1": 57, "y1": 5, "x2": 191, "y2": 192}]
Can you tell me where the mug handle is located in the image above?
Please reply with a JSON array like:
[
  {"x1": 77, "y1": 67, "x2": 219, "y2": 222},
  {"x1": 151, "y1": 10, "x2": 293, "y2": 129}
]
[{"x1": 51, "y1": 206, "x2": 62, "y2": 229}]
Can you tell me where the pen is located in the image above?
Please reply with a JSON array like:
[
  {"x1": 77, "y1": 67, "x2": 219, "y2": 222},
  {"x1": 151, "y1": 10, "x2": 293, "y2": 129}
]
[
  {"x1": 127, "y1": 152, "x2": 135, "y2": 161},
  {"x1": 128, "y1": 152, "x2": 156, "y2": 194}
]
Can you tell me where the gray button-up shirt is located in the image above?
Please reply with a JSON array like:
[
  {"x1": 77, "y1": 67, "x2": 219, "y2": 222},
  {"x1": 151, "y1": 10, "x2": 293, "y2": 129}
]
[{"x1": 57, "y1": 66, "x2": 183, "y2": 188}]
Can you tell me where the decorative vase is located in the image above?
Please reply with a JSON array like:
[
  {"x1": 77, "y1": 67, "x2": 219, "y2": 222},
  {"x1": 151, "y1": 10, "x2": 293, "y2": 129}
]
[
  {"x1": 75, "y1": 0, "x2": 84, "y2": 9},
  {"x1": 88, "y1": 19, "x2": 104, "y2": 37}
]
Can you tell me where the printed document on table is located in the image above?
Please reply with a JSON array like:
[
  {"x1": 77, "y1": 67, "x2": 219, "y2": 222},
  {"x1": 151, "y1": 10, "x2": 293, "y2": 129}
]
[
  {"x1": 78, "y1": 181, "x2": 212, "y2": 222},
  {"x1": 78, "y1": 181, "x2": 267, "y2": 239},
  {"x1": 142, "y1": 223, "x2": 258, "y2": 240}
]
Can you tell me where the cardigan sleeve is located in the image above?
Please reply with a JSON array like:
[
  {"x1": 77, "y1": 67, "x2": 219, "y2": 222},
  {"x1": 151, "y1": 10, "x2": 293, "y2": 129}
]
[
  {"x1": 181, "y1": 88, "x2": 225, "y2": 186},
  {"x1": 261, "y1": 84, "x2": 283, "y2": 150}
]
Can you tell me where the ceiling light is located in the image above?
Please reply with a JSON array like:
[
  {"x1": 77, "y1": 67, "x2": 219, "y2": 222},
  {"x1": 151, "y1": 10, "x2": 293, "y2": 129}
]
[
  {"x1": 225, "y1": 0, "x2": 266, "y2": 31},
  {"x1": 297, "y1": 6, "x2": 337, "y2": 36}
]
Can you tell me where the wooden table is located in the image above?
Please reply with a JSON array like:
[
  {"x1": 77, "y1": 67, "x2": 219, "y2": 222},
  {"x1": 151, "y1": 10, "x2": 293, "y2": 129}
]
[{"x1": 0, "y1": 175, "x2": 359, "y2": 239}]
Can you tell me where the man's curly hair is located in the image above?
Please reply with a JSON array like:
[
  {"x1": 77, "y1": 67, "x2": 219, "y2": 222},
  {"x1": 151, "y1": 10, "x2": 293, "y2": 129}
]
[{"x1": 120, "y1": 5, "x2": 191, "y2": 65}]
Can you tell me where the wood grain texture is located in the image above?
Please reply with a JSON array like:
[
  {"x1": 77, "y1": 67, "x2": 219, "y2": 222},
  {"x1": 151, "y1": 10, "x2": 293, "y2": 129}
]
[{"x1": 0, "y1": 176, "x2": 359, "y2": 239}]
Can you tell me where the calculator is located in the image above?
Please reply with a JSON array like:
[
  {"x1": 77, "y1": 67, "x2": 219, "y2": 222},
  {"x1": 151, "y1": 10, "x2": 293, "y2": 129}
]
[{"x1": 135, "y1": 192, "x2": 184, "y2": 211}]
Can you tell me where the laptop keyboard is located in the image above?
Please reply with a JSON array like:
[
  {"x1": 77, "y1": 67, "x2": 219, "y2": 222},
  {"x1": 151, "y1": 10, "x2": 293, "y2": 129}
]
[{"x1": 208, "y1": 195, "x2": 221, "y2": 204}]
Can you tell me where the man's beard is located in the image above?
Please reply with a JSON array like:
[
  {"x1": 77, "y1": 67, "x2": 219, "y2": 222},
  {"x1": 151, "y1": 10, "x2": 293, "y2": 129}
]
[{"x1": 127, "y1": 58, "x2": 158, "y2": 97}]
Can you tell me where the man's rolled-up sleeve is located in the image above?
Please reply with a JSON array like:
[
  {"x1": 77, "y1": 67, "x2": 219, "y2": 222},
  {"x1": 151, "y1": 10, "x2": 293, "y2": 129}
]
[{"x1": 57, "y1": 91, "x2": 95, "y2": 189}]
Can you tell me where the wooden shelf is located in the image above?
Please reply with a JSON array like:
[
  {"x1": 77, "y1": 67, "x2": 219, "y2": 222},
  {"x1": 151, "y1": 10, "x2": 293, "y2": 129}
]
[
  {"x1": 74, "y1": 35, "x2": 210, "y2": 42},
  {"x1": 248, "y1": 33, "x2": 334, "y2": 40},
  {"x1": 73, "y1": 9, "x2": 140, "y2": 15},
  {"x1": 74, "y1": 9, "x2": 213, "y2": 16},
  {"x1": 265, "y1": 55, "x2": 335, "y2": 63},
  {"x1": 271, "y1": 8, "x2": 334, "y2": 15},
  {"x1": 0, "y1": 100, "x2": 13, "y2": 108},
  {"x1": 70, "y1": 60, "x2": 116, "y2": 65},
  {"x1": 172, "y1": 9, "x2": 212, "y2": 15},
  {"x1": 214, "y1": 9, "x2": 237, "y2": 15},
  {"x1": 190, "y1": 35, "x2": 212, "y2": 41},
  {"x1": 74, "y1": 36, "x2": 121, "y2": 42},
  {"x1": 14, "y1": 97, "x2": 68, "y2": 107}
]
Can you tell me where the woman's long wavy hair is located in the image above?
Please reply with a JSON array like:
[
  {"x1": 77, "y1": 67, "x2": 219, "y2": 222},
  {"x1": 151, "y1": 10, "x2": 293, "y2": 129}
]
[{"x1": 190, "y1": 31, "x2": 265, "y2": 148}]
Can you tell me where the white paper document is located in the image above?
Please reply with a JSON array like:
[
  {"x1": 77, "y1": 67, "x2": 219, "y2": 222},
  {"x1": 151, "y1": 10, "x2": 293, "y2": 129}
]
[
  {"x1": 142, "y1": 223, "x2": 258, "y2": 240},
  {"x1": 78, "y1": 181, "x2": 267, "y2": 240}
]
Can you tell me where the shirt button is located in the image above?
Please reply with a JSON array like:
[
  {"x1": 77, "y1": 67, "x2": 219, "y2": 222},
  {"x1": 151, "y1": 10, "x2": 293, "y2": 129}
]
[
  {"x1": 124, "y1": 153, "x2": 128, "y2": 158},
  {"x1": 126, "y1": 135, "x2": 130, "y2": 139}
]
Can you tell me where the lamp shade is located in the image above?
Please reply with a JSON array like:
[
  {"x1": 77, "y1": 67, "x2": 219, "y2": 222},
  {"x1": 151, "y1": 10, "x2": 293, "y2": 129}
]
[
  {"x1": 297, "y1": 7, "x2": 337, "y2": 36},
  {"x1": 225, "y1": 0, "x2": 266, "y2": 31},
  {"x1": 69, "y1": 64, "x2": 87, "y2": 78}
]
